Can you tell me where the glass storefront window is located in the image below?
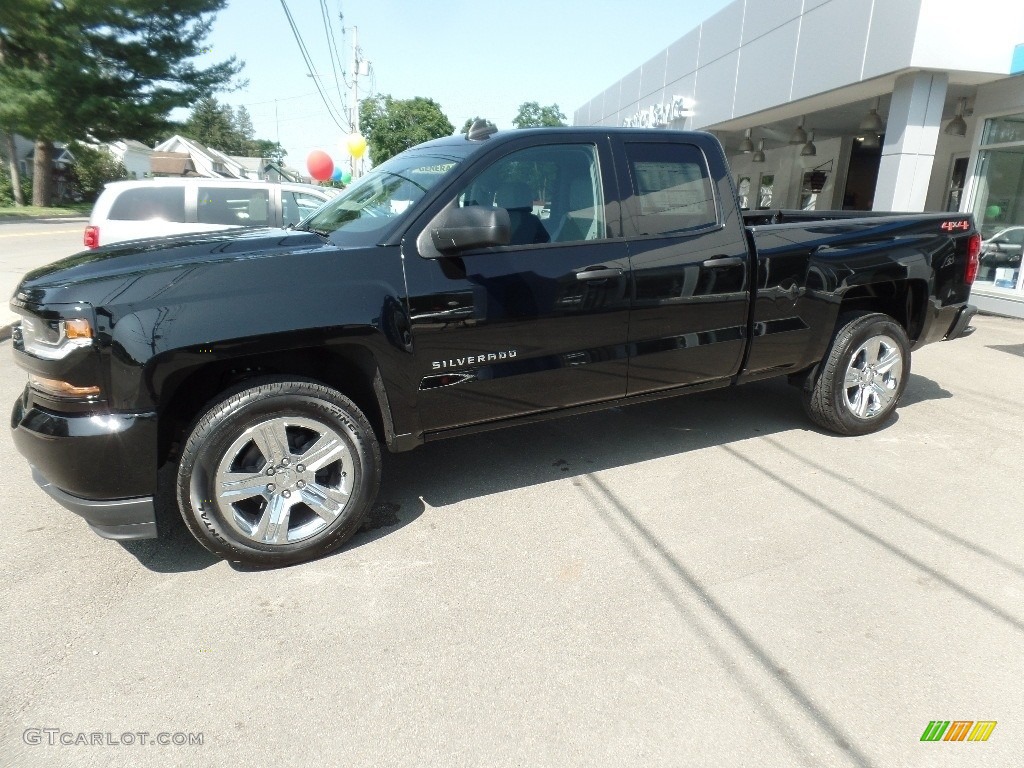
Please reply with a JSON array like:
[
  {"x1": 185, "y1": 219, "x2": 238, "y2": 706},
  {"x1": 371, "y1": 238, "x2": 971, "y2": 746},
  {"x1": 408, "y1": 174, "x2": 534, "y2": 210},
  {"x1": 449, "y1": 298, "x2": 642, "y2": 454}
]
[
  {"x1": 970, "y1": 114, "x2": 1024, "y2": 294},
  {"x1": 980, "y1": 113, "x2": 1024, "y2": 146}
]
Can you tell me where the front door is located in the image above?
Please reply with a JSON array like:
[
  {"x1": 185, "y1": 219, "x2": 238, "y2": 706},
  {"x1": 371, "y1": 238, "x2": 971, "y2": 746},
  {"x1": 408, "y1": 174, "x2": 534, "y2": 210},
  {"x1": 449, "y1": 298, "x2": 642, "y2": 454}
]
[{"x1": 402, "y1": 135, "x2": 630, "y2": 433}]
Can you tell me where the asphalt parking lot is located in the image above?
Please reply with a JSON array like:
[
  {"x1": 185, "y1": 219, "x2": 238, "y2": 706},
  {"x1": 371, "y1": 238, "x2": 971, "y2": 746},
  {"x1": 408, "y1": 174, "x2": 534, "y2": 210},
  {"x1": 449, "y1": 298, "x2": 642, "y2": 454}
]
[{"x1": 2, "y1": 309, "x2": 1022, "y2": 767}]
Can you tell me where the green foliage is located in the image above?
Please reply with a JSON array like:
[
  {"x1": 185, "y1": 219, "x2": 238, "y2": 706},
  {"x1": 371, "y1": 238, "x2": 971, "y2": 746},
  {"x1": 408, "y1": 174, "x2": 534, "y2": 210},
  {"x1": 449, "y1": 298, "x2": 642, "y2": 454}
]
[
  {"x1": 67, "y1": 142, "x2": 130, "y2": 202},
  {"x1": 0, "y1": 203, "x2": 91, "y2": 218},
  {"x1": 512, "y1": 102, "x2": 567, "y2": 129},
  {"x1": 0, "y1": 163, "x2": 31, "y2": 207},
  {"x1": 183, "y1": 97, "x2": 240, "y2": 152},
  {"x1": 0, "y1": 2, "x2": 243, "y2": 145},
  {"x1": 250, "y1": 139, "x2": 286, "y2": 164},
  {"x1": 234, "y1": 106, "x2": 255, "y2": 141},
  {"x1": 0, "y1": 1, "x2": 242, "y2": 205},
  {"x1": 182, "y1": 97, "x2": 285, "y2": 161},
  {"x1": 360, "y1": 95, "x2": 455, "y2": 165}
]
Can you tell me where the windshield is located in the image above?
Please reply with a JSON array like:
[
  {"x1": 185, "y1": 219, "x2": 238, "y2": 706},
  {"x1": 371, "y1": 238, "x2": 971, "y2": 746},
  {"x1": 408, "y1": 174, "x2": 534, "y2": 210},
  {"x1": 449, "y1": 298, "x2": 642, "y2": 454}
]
[{"x1": 299, "y1": 150, "x2": 463, "y2": 244}]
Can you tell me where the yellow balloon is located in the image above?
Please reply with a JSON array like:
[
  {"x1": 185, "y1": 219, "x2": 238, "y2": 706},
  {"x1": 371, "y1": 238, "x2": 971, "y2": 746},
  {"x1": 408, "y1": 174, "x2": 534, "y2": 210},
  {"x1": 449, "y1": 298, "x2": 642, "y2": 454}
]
[{"x1": 347, "y1": 133, "x2": 367, "y2": 159}]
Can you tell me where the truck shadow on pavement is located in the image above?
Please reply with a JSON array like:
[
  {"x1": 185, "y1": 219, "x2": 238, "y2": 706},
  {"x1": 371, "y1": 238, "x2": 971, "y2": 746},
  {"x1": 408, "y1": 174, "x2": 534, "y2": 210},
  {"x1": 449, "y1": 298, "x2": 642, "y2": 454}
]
[
  {"x1": 988, "y1": 342, "x2": 1024, "y2": 358},
  {"x1": 372, "y1": 372, "x2": 949, "y2": 516},
  {"x1": 121, "y1": 371, "x2": 951, "y2": 573},
  {"x1": 120, "y1": 468, "x2": 426, "y2": 572}
]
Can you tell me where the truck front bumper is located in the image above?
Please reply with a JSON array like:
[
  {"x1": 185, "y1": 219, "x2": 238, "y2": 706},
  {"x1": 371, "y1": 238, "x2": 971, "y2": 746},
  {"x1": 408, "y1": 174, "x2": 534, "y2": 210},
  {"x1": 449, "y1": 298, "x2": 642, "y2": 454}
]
[{"x1": 11, "y1": 395, "x2": 159, "y2": 540}]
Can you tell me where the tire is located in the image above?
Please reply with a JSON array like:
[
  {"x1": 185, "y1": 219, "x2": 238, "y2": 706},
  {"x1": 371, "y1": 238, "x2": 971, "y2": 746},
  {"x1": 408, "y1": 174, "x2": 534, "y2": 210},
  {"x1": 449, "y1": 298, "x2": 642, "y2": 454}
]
[
  {"x1": 802, "y1": 312, "x2": 911, "y2": 436},
  {"x1": 176, "y1": 379, "x2": 381, "y2": 566}
]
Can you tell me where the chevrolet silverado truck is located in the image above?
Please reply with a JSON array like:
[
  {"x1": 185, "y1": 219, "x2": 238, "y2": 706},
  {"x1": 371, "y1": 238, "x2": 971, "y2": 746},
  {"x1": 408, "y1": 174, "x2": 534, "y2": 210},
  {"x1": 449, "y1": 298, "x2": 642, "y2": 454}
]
[{"x1": 9, "y1": 125, "x2": 981, "y2": 566}]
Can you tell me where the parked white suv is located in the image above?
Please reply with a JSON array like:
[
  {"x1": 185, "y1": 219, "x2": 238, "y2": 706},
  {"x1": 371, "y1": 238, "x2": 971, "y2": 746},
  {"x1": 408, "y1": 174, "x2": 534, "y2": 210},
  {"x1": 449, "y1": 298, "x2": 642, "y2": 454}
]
[{"x1": 84, "y1": 178, "x2": 337, "y2": 248}]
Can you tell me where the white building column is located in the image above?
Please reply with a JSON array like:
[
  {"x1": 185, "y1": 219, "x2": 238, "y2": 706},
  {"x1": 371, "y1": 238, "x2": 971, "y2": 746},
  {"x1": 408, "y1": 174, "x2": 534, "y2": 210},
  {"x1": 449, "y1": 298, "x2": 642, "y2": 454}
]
[{"x1": 872, "y1": 72, "x2": 948, "y2": 212}]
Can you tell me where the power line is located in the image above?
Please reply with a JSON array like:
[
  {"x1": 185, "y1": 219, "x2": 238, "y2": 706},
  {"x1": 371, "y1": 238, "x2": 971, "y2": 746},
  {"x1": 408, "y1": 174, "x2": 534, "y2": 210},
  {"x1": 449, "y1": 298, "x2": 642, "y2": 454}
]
[
  {"x1": 337, "y1": 1, "x2": 354, "y2": 90},
  {"x1": 320, "y1": 0, "x2": 349, "y2": 107},
  {"x1": 278, "y1": 0, "x2": 351, "y2": 133},
  {"x1": 236, "y1": 91, "x2": 320, "y2": 109}
]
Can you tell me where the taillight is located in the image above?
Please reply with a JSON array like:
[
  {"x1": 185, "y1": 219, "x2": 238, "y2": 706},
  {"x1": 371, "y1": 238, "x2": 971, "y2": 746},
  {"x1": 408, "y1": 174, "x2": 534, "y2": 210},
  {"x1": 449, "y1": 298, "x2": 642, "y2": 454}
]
[
  {"x1": 83, "y1": 225, "x2": 99, "y2": 249},
  {"x1": 965, "y1": 233, "x2": 981, "y2": 285}
]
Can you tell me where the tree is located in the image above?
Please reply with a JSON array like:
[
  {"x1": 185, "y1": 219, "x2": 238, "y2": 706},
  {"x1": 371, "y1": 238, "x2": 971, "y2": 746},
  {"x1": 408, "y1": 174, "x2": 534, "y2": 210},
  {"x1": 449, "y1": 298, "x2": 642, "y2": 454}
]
[
  {"x1": 512, "y1": 102, "x2": 567, "y2": 129},
  {"x1": 1, "y1": 133, "x2": 26, "y2": 206},
  {"x1": 234, "y1": 105, "x2": 255, "y2": 143},
  {"x1": 250, "y1": 139, "x2": 286, "y2": 164},
  {"x1": 182, "y1": 98, "x2": 285, "y2": 162},
  {"x1": 68, "y1": 142, "x2": 130, "y2": 202},
  {"x1": 0, "y1": 1, "x2": 242, "y2": 206},
  {"x1": 0, "y1": 155, "x2": 31, "y2": 207},
  {"x1": 183, "y1": 97, "x2": 241, "y2": 154},
  {"x1": 360, "y1": 95, "x2": 455, "y2": 165}
]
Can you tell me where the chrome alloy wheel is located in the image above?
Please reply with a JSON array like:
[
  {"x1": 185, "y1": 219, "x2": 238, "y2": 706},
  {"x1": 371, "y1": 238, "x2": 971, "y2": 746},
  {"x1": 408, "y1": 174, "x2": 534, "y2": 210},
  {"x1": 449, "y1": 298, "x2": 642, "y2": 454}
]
[
  {"x1": 842, "y1": 334, "x2": 904, "y2": 419},
  {"x1": 214, "y1": 416, "x2": 352, "y2": 545}
]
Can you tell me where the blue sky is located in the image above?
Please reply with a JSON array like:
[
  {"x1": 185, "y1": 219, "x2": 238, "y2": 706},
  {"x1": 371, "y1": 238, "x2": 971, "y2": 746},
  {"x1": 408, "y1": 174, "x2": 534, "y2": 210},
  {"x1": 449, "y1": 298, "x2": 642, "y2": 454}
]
[{"x1": 198, "y1": 0, "x2": 733, "y2": 169}]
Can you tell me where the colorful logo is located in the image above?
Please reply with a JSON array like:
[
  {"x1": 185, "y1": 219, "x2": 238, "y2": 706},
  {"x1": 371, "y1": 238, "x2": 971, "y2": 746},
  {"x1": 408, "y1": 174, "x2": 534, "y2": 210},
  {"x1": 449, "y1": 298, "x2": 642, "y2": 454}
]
[{"x1": 920, "y1": 721, "x2": 997, "y2": 742}]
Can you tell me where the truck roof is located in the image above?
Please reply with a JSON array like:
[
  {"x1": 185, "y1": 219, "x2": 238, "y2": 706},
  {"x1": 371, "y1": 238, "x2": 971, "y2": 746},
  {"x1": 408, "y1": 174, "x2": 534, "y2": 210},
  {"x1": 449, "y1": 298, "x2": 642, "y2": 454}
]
[{"x1": 416, "y1": 126, "x2": 713, "y2": 152}]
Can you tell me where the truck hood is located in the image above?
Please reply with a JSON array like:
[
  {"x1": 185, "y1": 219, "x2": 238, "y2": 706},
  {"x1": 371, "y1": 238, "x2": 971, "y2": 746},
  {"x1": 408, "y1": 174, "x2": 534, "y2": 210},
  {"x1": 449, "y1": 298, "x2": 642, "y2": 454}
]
[{"x1": 16, "y1": 227, "x2": 333, "y2": 298}]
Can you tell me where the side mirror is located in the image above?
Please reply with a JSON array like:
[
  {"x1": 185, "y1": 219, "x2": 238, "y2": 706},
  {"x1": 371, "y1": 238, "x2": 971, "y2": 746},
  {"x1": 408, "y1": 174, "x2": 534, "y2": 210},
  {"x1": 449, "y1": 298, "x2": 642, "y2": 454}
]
[{"x1": 429, "y1": 206, "x2": 511, "y2": 255}]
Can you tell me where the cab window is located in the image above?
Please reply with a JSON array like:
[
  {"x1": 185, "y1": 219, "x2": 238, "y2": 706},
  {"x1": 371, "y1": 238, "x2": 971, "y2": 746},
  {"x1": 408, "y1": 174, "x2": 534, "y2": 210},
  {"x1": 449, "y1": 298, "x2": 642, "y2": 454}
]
[
  {"x1": 455, "y1": 144, "x2": 607, "y2": 246},
  {"x1": 623, "y1": 142, "x2": 717, "y2": 235}
]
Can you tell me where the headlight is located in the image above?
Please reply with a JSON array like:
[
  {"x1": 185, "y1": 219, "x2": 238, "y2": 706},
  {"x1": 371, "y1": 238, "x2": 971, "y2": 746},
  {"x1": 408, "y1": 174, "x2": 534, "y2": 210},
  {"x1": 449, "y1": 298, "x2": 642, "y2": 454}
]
[{"x1": 19, "y1": 316, "x2": 94, "y2": 360}]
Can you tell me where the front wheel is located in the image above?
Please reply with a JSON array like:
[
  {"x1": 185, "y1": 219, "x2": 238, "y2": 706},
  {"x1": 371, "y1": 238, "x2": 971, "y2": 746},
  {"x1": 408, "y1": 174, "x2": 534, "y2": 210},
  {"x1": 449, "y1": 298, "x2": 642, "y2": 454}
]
[
  {"x1": 802, "y1": 312, "x2": 911, "y2": 436},
  {"x1": 176, "y1": 379, "x2": 381, "y2": 566}
]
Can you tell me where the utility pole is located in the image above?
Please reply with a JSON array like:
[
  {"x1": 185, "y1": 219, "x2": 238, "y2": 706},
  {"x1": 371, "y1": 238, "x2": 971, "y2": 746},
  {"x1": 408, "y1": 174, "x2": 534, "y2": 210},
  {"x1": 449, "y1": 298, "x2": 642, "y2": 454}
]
[{"x1": 350, "y1": 25, "x2": 362, "y2": 179}]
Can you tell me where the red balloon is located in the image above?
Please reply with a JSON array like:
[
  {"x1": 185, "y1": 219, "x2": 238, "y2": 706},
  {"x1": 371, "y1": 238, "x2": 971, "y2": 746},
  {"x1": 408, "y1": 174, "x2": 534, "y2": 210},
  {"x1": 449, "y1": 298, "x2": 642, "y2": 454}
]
[{"x1": 306, "y1": 150, "x2": 334, "y2": 182}]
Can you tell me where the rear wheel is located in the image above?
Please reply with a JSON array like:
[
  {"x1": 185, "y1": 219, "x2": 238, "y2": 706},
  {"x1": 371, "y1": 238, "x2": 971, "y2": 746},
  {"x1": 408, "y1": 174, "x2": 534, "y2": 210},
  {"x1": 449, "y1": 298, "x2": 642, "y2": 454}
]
[
  {"x1": 176, "y1": 379, "x2": 381, "y2": 566},
  {"x1": 802, "y1": 312, "x2": 910, "y2": 436}
]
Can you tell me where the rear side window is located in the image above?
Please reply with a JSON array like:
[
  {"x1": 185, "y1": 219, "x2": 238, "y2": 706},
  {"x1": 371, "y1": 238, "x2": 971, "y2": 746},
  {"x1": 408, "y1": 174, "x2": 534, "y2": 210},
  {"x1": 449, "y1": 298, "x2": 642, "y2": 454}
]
[
  {"x1": 197, "y1": 187, "x2": 271, "y2": 226},
  {"x1": 623, "y1": 142, "x2": 717, "y2": 236},
  {"x1": 108, "y1": 187, "x2": 185, "y2": 222},
  {"x1": 282, "y1": 191, "x2": 326, "y2": 226}
]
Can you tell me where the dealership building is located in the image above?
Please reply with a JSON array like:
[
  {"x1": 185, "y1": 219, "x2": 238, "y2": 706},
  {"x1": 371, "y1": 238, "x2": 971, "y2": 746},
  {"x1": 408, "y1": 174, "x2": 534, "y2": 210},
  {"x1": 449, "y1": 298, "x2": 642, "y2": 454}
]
[{"x1": 575, "y1": 0, "x2": 1024, "y2": 318}]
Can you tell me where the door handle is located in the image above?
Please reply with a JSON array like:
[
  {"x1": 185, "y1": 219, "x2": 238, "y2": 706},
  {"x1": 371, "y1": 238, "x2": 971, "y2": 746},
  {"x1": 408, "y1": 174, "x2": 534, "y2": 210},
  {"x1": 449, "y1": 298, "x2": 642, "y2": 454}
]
[
  {"x1": 576, "y1": 267, "x2": 623, "y2": 281},
  {"x1": 702, "y1": 256, "x2": 744, "y2": 269}
]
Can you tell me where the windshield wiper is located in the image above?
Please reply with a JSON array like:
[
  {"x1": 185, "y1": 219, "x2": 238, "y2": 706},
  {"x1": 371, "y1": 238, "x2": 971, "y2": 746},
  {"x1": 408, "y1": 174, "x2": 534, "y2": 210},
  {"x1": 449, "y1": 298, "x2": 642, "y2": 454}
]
[{"x1": 294, "y1": 224, "x2": 331, "y2": 238}]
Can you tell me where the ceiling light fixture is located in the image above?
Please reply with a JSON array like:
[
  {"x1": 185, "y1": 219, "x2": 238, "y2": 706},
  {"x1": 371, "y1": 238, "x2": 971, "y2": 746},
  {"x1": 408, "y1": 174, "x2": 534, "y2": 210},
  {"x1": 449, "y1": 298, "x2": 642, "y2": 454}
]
[
  {"x1": 800, "y1": 131, "x2": 817, "y2": 157},
  {"x1": 944, "y1": 97, "x2": 968, "y2": 136},
  {"x1": 789, "y1": 117, "x2": 808, "y2": 145},
  {"x1": 859, "y1": 98, "x2": 884, "y2": 133},
  {"x1": 739, "y1": 128, "x2": 754, "y2": 153},
  {"x1": 752, "y1": 139, "x2": 766, "y2": 163}
]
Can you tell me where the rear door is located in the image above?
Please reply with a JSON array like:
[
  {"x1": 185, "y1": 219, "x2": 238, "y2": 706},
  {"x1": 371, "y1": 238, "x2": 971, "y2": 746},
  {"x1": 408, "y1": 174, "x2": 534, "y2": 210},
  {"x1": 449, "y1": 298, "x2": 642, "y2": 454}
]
[
  {"x1": 401, "y1": 133, "x2": 631, "y2": 433},
  {"x1": 613, "y1": 134, "x2": 750, "y2": 394}
]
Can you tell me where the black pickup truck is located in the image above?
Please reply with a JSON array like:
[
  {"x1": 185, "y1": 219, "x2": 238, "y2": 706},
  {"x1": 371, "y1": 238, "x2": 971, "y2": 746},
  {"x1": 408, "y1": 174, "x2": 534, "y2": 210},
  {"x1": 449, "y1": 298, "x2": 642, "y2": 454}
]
[{"x1": 9, "y1": 126, "x2": 981, "y2": 566}]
